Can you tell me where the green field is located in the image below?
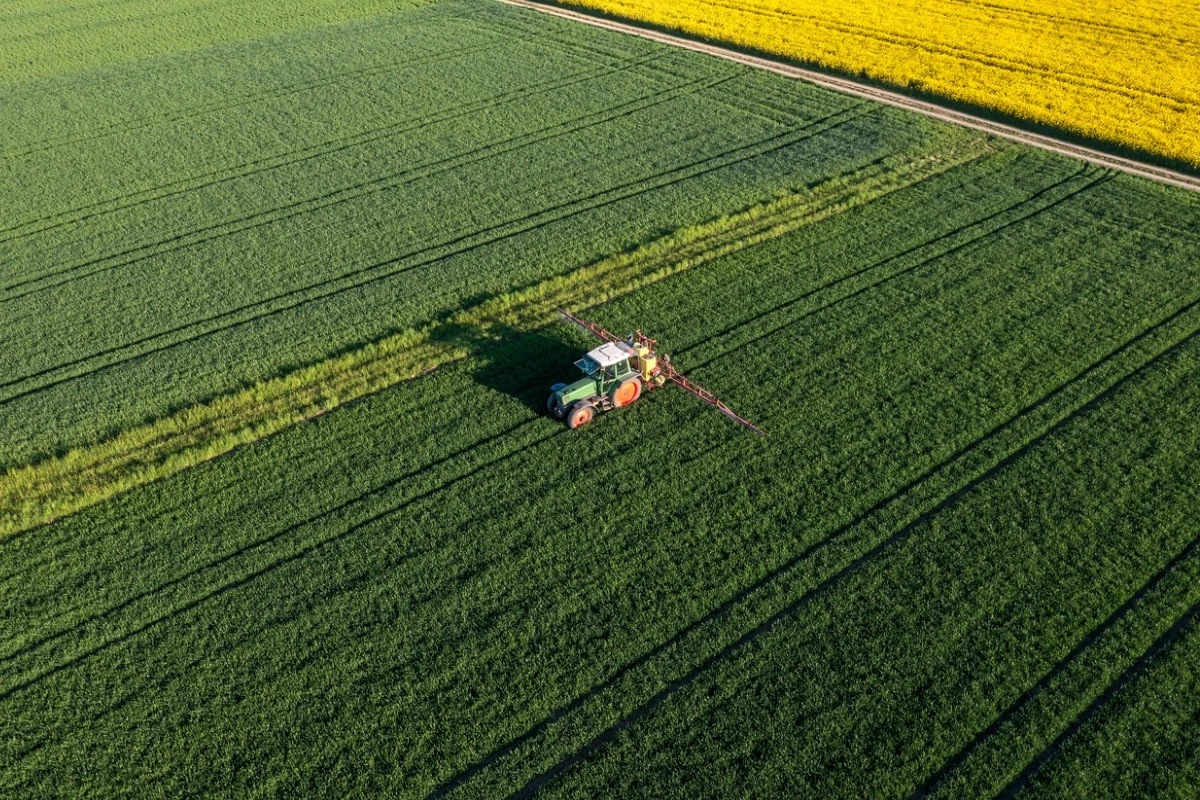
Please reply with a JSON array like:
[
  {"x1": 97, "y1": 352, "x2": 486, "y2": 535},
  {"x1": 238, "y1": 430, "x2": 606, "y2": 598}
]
[{"x1": 3, "y1": 0, "x2": 1200, "y2": 797}]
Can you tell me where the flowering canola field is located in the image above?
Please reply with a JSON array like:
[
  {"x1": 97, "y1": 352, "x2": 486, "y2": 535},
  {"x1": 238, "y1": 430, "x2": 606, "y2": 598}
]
[{"x1": 565, "y1": 0, "x2": 1200, "y2": 167}]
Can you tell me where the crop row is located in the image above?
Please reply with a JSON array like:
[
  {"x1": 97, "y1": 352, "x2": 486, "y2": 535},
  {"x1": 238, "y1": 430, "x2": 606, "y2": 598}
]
[
  {"x1": 0, "y1": 0, "x2": 960, "y2": 467},
  {"x1": 3, "y1": 145, "x2": 1199, "y2": 796},
  {"x1": 0, "y1": 0, "x2": 432, "y2": 85},
  {"x1": 563, "y1": 0, "x2": 1200, "y2": 166},
  {"x1": 0, "y1": 138, "x2": 994, "y2": 536}
]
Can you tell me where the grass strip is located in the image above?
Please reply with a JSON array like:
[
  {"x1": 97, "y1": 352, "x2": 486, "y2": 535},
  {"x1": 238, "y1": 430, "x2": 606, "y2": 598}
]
[{"x1": 0, "y1": 137, "x2": 995, "y2": 536}]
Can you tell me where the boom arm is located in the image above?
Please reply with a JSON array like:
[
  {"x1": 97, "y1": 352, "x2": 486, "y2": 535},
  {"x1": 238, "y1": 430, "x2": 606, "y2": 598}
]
[
  {"x1": 663, "y1": 364, "x2": 765, "y2": 435},
  {"x1": 558, "y1": 308, "x2": 764, "y2": 435},
  {"x1": 558, "y1": 307, "x2": 622, "y2": 344}
]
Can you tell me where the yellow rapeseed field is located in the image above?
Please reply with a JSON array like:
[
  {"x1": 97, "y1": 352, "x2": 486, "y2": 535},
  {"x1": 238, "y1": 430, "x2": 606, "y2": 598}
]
[{"x1": 567, "y1": 0, "x2": 1200, "y2": 166}]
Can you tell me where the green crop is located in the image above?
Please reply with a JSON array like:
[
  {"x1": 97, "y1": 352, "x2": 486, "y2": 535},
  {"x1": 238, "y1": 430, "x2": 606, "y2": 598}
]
[
  {"x1": 0, "y1": 0, "x2": 953, "y2": 469},
  {"x1": 3, "y1": 143, "x2": 1200, "y2": 796},
  {"x1": 0, "y1": 136, "x2": 996, "y2": 536},
  {"x1": 0, "y1": 0, "x2": 432, "y2": 84},
  {"x1": 3, "y1": 0, "x2": 1200, "y2": 797}
]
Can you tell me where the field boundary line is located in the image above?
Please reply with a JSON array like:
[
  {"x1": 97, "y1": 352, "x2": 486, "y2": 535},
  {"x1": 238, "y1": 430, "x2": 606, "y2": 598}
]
[{"x1": 496, "y1": 0, "x2": 1200, "y2": 193}]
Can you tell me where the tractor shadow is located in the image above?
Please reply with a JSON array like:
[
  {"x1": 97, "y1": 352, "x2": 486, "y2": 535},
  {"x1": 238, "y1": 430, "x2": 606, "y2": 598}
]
[{"x1": 469, "y1": 329, "x2": 584, "y2": 415}]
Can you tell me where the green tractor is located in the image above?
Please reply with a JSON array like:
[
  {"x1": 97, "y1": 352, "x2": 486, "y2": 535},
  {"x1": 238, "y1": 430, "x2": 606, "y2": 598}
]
[
  {"x1": 547, "y1": 309, "x2": 765, "y2": 434},
  {"x1": 547, "y1": 340, "x2": 665, "y2": 429}
]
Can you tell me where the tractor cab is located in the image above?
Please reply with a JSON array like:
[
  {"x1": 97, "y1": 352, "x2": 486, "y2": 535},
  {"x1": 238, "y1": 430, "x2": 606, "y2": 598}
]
[{"x1": 575, "y1": 342, "x2": 637, "y2": 390}]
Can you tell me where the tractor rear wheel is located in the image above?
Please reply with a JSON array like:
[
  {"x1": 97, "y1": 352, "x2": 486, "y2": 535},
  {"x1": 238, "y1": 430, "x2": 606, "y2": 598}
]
[
  {"x1": 567, "y1": 402, "x2": 595, "y2": 429},
  {"x1": 612, "y1": 376, "x2": 642, "y2": 407}
]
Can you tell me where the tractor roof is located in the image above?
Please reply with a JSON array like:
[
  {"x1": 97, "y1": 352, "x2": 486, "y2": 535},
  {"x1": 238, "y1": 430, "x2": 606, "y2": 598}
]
[{"x1": 587, "y1": 342, "x2": 631, "y2": 367}]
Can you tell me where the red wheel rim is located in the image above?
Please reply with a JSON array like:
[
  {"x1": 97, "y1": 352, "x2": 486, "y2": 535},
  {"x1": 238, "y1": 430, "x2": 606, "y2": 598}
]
[{"x1": 615, "y1": 381, "x2": 639, "y2": 406}]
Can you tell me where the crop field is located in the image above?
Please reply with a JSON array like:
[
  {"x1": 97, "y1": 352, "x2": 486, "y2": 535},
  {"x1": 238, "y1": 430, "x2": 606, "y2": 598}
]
[
  {"x1": 0, "y1": 0, "x2": 948, "y2": 469},
  {"x1": 4, "y1": 0, "x2": 1200, "y2": 798},
  {"x1": 559, "y1": 0, "x2": 1200, "y2": 168},
  {"x1": 0, "y1": 0, "x2": 985, "y2": 529},
  {"x1": 0, "y1": 0, "x2": 432, "y2": 84}
]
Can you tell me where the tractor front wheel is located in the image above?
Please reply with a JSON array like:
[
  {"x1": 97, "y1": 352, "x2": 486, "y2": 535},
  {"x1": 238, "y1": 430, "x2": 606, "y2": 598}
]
[
  {"x1": 612, "y1": 376, "x2": 642, "y2": 407},
  {"x1": 567, "y1": 402, "x2": 596, "y2": 429}
]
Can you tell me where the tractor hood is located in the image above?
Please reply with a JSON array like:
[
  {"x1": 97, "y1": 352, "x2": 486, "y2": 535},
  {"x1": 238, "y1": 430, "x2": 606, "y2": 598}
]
[{"x1": 554, "y1": 376, "x2": 598, "y2": 405}]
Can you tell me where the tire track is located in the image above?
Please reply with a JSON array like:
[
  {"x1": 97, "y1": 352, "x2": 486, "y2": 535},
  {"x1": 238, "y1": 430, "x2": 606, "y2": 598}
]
[
  {"x1": 679, "y1": 169, "x2": 1109, "y2": 368},
  {"x1": 698, "y1": 75, "x2": 849, "y2": 128},
  {"x1": 453, "y1": 4, "x2": 652, "y2": 66},
  {"x1": 6, "y1": 214, "x2": 1197, "y2": 773},
  {"x1": 0, "y1": 415, "x2": 543, "y2": 675},
  {"x1": 0, "y1": 131, "x2": 948, "y2": 544},
  {"x1": 912, "y1": 529, "x2": 1200, "y2": 798},
  {"x1": 0, "y1": 2, "x2": 675, "y2": 169},
  {"x1": 0, "y1": 48, "x2": 666, "y2": 248},
  {"x1": 0, "y1": 100, "x2": 866, "y2": 407},
  {"x1": 0, "y1": 419, "x2": 563, "y2": 704},
  {"x1": 502, "y1": 318, "x2": 1200, "y2": 800},
  {"x1": 0, "y1": 149, "x2": 991, "y2": 692},
  {"x1": 0, "y1": 5, "x2": 685, "y2": 243},
  {"x1": 0, "y1": 66, "x2": 737, "y2": 301},
  {"x1": 427, "y1": 290, "x2": 1200, "y2": 799},
  {"x1": 674, "y1": 162, "x2": 1092, "y2": 354},
  {"x1": 0, "y1": 69, "x2": 749, "y2": 384},
  {"x1": 498, "y1": 0, "x2": 1200, "y2": 192},
  {"x1": 0, "y1": 369, "x2": 462, "y2": 578},
  {"x1": 994, "y1": 597, "x2": 1200, "y2": 799}
]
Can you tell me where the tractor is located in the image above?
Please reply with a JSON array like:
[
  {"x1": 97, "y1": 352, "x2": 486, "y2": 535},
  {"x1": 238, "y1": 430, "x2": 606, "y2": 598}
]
[
  {"x1": 547, "y1": 338, "x2": 666, "y2": 428},
  {"x1": 547, "y1": 309, "x2": 763, "y2": 434}
]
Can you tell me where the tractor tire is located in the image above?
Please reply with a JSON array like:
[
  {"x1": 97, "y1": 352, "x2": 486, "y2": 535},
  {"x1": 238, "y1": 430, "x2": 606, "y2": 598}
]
[
  {"x1": 567, "y1": 402, "x2": 596, "y2": 429},
  {"x1": 611, "y1": 376, "x2": 642, "y2": 407},
  {"x1": 547, "y1": 393, "x2": 566, "y2": 419}
]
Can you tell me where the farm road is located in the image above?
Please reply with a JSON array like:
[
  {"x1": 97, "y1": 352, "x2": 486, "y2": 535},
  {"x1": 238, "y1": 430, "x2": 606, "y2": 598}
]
[{"x1": 499, "y1": 0, "x2": 1200, "y2": 193}]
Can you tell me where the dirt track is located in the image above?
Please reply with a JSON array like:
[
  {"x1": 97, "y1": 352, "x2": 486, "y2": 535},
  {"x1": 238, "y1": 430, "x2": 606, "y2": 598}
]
[{"x1": 499, "y1": 0, "x2": 1200, "y2": 193}]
